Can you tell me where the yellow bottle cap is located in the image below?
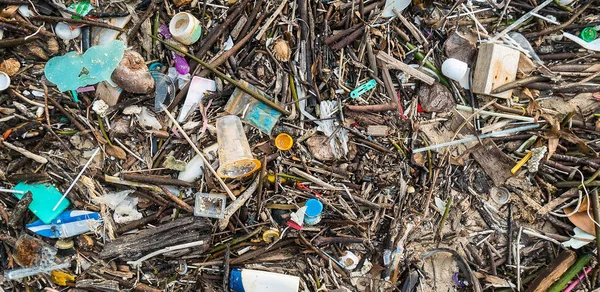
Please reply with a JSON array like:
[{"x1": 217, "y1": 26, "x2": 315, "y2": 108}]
[
  {"x1": 275, "y1": 133, "x2": 294, "y2": 151},
  {"x1": 262, "y1": 229, "x2": 280, "y2": 243}
]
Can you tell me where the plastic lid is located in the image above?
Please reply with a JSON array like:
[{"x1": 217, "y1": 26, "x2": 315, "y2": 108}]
[
  {"x1": 275, "y1": 133, "x2": 294, "y2": 150},
  {"x1": 581, "y1": 27, "x2": 597, "y2": 43},
  {"x1": 229, "y1": 268, "x2": 244, "y2": 292},
  {"x1": 304, "y1": 199, "x2": 323, "y2": 217},
  {"x1": 151, "y1": 71, "x2": 175, "y2": 112}
]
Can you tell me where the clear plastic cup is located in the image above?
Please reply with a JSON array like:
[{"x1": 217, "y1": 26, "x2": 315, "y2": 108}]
[{"x1": 216, "y1": 115, "x2": 261, "y2": 178}]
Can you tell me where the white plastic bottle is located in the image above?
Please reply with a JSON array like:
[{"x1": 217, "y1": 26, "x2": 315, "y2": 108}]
[{"x1": 229, "y1": 268, "x2": 300, "y2": 292}]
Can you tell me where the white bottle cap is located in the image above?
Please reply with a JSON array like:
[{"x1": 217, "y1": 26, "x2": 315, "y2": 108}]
[
  {"x1": 169, "y1": 12, "x2": 202, "y2": 45},
  {"x1": 55, "y1": 22, "x2": 81, "y2": 40},
  {"x1": 442, "y1": 58, "x2": 471, "y2": 89},
  {"x1": 0, "y1": 71, "x2": 10, "y2": 91}
]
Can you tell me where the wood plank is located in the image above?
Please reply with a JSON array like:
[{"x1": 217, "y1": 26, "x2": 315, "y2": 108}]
[
  {"x1": 525, "y1": 250, "x2": 576, "y2": 292},
  {"x1": 472, "y1": 43, "x2": 520, "y2": 99},
  {"x1": 470, "y1": 140, "x2": 514, "y2": 186},
  {"x1": 376, "y1": 51, "x2": 435, "y2": 85}
]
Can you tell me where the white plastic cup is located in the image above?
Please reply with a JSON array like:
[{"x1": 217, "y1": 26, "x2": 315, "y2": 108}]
[
  {"x1": 55, "y1": 22, "x2": 81, "y2": 40},
  {"x1": 0, "y1": 71, "x2": 10, "y2": 91},
  {"x1": 216, "y1": 115, "x2": 261, "y2": 178},
  {"x1": 442, "y1": 58, "x2": 471, "y2": 89},
  {"x1": 169, "y1": 12, "x2": 202, "y2": 45}
]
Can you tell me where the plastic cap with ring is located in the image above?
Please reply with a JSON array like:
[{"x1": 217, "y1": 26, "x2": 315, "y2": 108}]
[
  {"x1": 275, "y1": 133, "x2": 294, "y2": 150},
  {"x1": 441, "y1": 58, "x2": 471, "y2": 89}
]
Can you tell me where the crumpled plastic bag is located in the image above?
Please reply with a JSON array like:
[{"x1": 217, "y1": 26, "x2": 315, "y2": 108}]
[{"x1": 93, "y1": 190, "x2": 142, "y2": 224}]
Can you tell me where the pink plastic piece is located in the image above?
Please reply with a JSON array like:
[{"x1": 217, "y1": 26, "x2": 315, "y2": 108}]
[{"x1": 172, "y1": 53, "x2": 190, "y2": 75}]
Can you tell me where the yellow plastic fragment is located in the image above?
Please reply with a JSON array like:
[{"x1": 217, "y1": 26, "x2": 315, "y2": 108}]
[
  {"x1": 511, "y1": 151, "x2": 533, "y2": 174},
  {"x1": 50, "y1": 270, "x2": 75, "y2": 286}
]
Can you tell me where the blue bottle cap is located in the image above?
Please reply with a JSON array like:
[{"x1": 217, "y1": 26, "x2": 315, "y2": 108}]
[
  {"x1": 229, "y1": 268, "x2": 245, "y2": 292},
  {"x1": 305, "y1": 199, "x2": 323, "y2": 217}
]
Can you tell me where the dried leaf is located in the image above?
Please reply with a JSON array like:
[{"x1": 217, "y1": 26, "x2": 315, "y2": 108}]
[
  {"x1": 106, "y1": 144, "x2": 127, "y2": 160},
  {"x1": 546, "y1": 137, "x2": 558, "y2": 160}
]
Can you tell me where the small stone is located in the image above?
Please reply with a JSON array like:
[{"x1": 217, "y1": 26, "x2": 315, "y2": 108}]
[
  {"x1": 417, "y1": 83, "x2": 455, "y2": 113},
  {"x1": 443, "y1": 32, "x2": 476, "y2": 65},
  {"x1": 163, "y1": 156, "x2": 187, "y2": 171}
]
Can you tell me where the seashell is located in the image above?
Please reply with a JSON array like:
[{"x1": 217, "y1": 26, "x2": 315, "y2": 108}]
[{"x1": 271, "y1": 39, "x2": 291, "y2": 62}]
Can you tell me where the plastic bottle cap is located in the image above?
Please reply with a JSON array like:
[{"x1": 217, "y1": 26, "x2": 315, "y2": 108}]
[
  {"x1": 275, "y1": 133, "x2": 294, "y2": 150},
  {"x1": 0, "y1": 71, "x2": 10, "y2": 91},
  {"x1": 304, "y1": 199, "x2": 323, "y2": 217},
  {"x1": 55, "y1": 22, "x2": 81, "y2": 40},
  {"x1": 262, "y1": 229, "x2": 280, "y2": 243},
  {"x1": 581, "y1": 27, "x2": 597, "y2": 43},
  {"x1": 441, "y1": 58, "x2": 470, "y2": 89}
]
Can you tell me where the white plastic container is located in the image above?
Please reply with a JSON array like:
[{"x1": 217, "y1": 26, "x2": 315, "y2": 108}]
[
  {"x1": 229, "y1": 268, "x2": 300, "y2": 292},
  {"x1": 442, "y1": 58, "x2": 471, "y2": 89},
  {"x1": 169, "y1": 12, "x2": 202, "y2": 45}
]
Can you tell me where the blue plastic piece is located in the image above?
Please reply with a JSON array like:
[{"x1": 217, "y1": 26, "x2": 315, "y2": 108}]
[
  {"x1": 229, "y1": 268, "x2": 245, "y2": 292},
  {"x1": 350, "y1": 79, "x2": 376, "y2": 99},
  {"x1": 304, "y1": 199, "x2": 323, "y2": 226},
  {"x1": 27, "y1": 210, "x2": 102, "y2": 238},
  {"x1": 12, "y1": 182, "x2": 70, "y2": 224},
  {"x1": 44, "y1": 40, "x2": 125, "y2": 92}
]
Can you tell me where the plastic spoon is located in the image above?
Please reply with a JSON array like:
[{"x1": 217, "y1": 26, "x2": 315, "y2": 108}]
[{"x1": 563, "y1": 32, "x2": 600, "y2": 52}]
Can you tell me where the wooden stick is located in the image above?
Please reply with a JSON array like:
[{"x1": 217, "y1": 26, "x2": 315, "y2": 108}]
[
  {"x1": 524, "y1": 2, "x2": 592, "y2": 38},
  {"x1": 377, "y1": 51, "x2": 435, "y2": 85},
  {"x1": 29, "y1": 15, "x2": 125, "y2": 32},
  {"x1": 152, "y1": 36, "x2": 290, "y2": 116},
  {"x1": 160, "y1": 106, "x2": 236, "y2": 200},
  {"x1": 2, "y1": 140, "x2": 48, "y2": 164}
]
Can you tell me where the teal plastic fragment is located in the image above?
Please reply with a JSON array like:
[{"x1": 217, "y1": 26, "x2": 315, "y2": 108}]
[
  {"x1": 44, "y1": 40, "x2": 125, "y2": 92},
  {"x1": 350, "y1": 79, "x2": 376, "y2": 99},
  {"x1": 12, "y1": 182, "x2": 70, "y2": 224}
]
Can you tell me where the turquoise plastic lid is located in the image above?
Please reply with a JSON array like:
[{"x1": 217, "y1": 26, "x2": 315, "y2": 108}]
[{"x1": 12, "y1": 182, "x2": 70, "y2": 224}]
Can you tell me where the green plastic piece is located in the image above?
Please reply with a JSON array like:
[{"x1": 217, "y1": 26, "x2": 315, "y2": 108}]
[
  {"x1": 68, "y1": 1, "x2": 94, "y2": 19},
  {"x1": 581, "y1": 27, "x2": 597, "y2": 43},
  {"x1": 12, "y1": 182, "x2": 70, "y2": 224},
  {"x1": 44, "y1": 40, "x2": 125, "y2": 92}
]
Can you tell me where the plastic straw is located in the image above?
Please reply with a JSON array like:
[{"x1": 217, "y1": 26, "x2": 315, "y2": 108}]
[
  {"x1": 412, "y1": 124, "x2": 540, "y2": 153},
  {"x1": 4, "y1": 261, "x2": 71, "y2": 280},
  {"x1": 52, "y1": 147, "x2": 100, "y2": 211}
]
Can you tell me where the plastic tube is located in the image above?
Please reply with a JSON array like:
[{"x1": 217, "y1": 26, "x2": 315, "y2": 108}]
[{"x1": 4, "y1": 261, "x2": 71, "y2": 280}]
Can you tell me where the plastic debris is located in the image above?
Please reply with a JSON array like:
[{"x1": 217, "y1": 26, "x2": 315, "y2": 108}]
[
  {"x1": 27, "y1": 210, "x2": 102, "y2": 238},
  {"x1": 44, "y1": 40, "x2": 125, "y2": 92},
  {"x1": 12, "y1": 182, "x2": 70, "y2": 224}
]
